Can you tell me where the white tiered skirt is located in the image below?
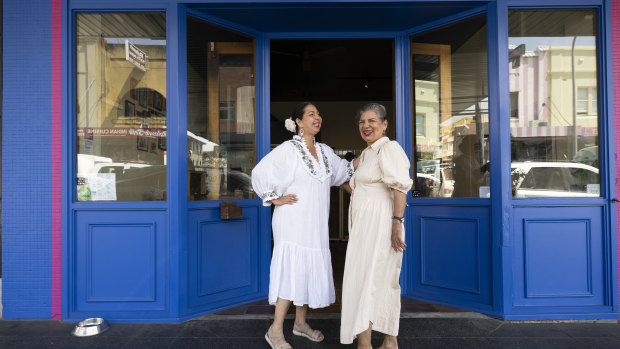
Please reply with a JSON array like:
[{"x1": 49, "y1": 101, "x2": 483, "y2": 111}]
[{"x1": 269, "y1": 241, "x2": 335, "y2": 308}]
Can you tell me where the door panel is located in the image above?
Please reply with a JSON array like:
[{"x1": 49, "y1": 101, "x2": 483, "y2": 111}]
[
  {"x1": 512, "y1": 206, "x2": 608, "y2": 310},
  {"x1": 407, "y1": 205, "x2": 492, "y2": 308},
  {"x1": 188, "y1": 206, "x2": 260, "y2": 308},
  {"x1": 73, "y1": 210, "x2": 168, "y2": 314}
]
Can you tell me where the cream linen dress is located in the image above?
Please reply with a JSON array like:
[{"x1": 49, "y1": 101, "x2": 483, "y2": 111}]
[
  {"x1": 252, "y1": 135, "x2": 354, "y2": 308},
  {"x1": 340, "y1": 136, "x2": 413, "y2": 344}
]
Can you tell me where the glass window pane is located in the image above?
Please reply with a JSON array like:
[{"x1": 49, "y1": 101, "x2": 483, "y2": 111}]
[
  {"x1": 509, "y1": 10, "x2": 600, "y2": 198},
  {"x1": 187, "y1": 17, "x2": 256, "y2": 201},
  {"x1": 510, "y1": 92, "x2": 519, "y2": 118},
  {"x1": 76, "y1": 13, "x2": 166, "y2": 201},
  {"x1": 411, "y1": 15, "x2": 489, "y2": 198},
  {"x1": 416, "y1": 113, "x2": 426, "y2": 136},
  {"x1": 577, "y1": 101, "x2": 588, "y2": 113},
  {"x1": 577, "y1": 88, "x2": 588, "y2": 100}
]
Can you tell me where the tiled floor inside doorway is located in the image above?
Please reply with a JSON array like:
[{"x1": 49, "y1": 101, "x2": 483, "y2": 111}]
[{"x1": 215, "y1": 241, "x2": 466, "y2": 316}]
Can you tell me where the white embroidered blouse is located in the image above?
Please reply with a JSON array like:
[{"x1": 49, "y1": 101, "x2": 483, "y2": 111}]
[
  {"x1": 252, "y1": 135, "x2": 354, "y2": 205},
  {"x1": 251, "y1": 136, "x2": 354, "y2": 308}
]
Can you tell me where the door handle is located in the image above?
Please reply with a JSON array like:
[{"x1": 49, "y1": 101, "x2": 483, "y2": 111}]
[{"x1": 221, "y1": 201, "x2": 243, "y2": 219}]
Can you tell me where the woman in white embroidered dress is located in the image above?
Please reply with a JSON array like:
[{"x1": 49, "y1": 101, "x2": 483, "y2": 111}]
[
  {"x1": 340, "y1": 103, "x2": 412, "y2": 349},
  {"x1": 252, "y1": 102, "x2": 354, "y2": 349}
]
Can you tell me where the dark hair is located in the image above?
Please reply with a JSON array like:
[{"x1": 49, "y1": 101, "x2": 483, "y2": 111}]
[
  {"x1": 344, "y1": 152, "x2": 355, "y2": 162},
  {"x1": 291, "y1": 102, "x2": 314, "y2": 133}
]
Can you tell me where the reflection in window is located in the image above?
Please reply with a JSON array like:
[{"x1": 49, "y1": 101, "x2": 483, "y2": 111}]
[
  {"x1": 510, "y1": 92, "x2": 519, "y2": 119},
  {"x1": 576, "y1": 87, "x2": 597, "y2": 115},
  {"x1": 512, "y1": 163, "x2": 599, "y2": 197},
  {"x1": 187, "y1": 17, "x2": 256, "y2": 201},
  {"x1": 416, "y1": 113, "x2": 426, "y2": 136},
  {"x1": 76, "y1": 13, "x2": 166, "y2": 201},
  {"x1": 411, "y1": 15, "x2": 489, "y2": 198},
  {"x1": 509, "y1": 10, "x2": 600, "y2": 197}
]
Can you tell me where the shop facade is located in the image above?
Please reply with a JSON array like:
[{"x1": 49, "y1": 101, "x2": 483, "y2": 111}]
[{"x1": 2, "y1": 0, "x2": 619, "y2": 322}]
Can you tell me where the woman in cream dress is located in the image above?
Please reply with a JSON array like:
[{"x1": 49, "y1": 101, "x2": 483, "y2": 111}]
[
  {"x1": 252, "y1": 102, "x2": 354, "y2": 349},
  {"x1": 341, "y1": 103, "x2": 412, "y2": 349}
]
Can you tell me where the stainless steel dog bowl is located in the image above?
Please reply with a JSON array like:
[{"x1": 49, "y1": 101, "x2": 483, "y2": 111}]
[{"x1": 72, "y1": 318, "x2": 109, "y2": 337}]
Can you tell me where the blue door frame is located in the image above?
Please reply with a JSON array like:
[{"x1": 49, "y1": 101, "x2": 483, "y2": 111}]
[{"x1": 61, "y1": 0, "x2": 617, "y2": 322}]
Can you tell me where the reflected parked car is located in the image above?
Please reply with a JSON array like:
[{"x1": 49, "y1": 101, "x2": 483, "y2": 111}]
[
  {"x1": 95, "y1": 162, "x2": 151, "y2": 174},
  {"x1": 573, "y1": 146, "x2": 599, "y2": 167},
  {"x1": 511, "y1": 162, "x2": 599, "y2": 198},
  {"x1": 226, "y1": 170, "x2": 254, "y2": 198},
  {"x1": 416, "y1": 168, "x2": 454, "y2": 198},
  {"x1": 416, "y1": 173, "x2": 440, "y2": 197}
]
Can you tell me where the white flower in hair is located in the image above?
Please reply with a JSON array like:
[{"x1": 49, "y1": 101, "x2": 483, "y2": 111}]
[{"x1": 284, "y1": 117, "x2": 297, "y2": 133}]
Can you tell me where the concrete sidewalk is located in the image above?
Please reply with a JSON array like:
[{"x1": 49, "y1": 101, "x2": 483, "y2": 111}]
[{"x1": 1, "y1": 312, "x2": 619, "y2": 349}]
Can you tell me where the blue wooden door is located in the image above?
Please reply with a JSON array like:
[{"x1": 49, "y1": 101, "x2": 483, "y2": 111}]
[
  {"x1": 185, "y1": 12, "x2": 268, "y2": 314},
  {"x1": 403, "y1": 14, "x2": 495, "y2": 314}
]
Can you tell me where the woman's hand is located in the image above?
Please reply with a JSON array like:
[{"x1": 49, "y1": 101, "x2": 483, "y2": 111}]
[
  {"x1": 271, "y1": 194, "x2": 298, "y2": 206},
  {"x1": 391, "y1": 189, "x2": 407, "y2": 252},
  {"x1": 341, "y1": 182, "x2": 352, "y2": 194},
  {"x1": 391, "y1": 220, "x2": 406, "y2": 252}
]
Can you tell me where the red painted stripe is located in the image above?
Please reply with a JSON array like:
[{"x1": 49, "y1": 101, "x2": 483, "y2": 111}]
[
  {"x1": 51, "y1": 0, "x2": 62, "y2": 319},
  {"x1": 613, "y1": 0, "x2": 620, "y2": 321}
]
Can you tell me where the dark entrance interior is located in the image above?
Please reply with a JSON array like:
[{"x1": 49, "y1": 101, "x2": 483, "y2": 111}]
[
  {"x1": 269, "y1": 38, "x2": 395, "y2": 146},
  {"x1": 270, "y1": 39, "x2": 396, "y2": 314}
]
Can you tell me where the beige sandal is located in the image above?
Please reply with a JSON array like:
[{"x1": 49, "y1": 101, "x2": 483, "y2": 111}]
[
  {"x1": 265, "y1": 330, "x2": 293, "y2": 349},
  {"x1": 292, "y1": 323, "x2": 324, "y2": 342}
]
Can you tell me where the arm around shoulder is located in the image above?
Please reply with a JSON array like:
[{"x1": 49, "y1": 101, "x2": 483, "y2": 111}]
[{"x1": 321, "y1": 143, "x2": 354, "y2": 187}]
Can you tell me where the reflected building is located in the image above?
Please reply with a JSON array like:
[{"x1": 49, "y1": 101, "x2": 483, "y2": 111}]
[{"x1": 509, "y1": 43, "x2": 598, "y2": 162}]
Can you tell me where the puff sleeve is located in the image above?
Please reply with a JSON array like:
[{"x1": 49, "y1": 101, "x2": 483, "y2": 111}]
[
  {"x1": 321, "y1": 144, "x2": 354, "y2": 187},
  {"x1": 251, "y1": 143, "x2": 296, "y2": 206},
  {"x1": 378, "y1": 140, "x2": 413, "y2": 194}
]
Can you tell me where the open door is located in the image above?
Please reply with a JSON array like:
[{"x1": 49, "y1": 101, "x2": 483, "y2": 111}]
[
  {"x1": 185, "y1": 14, "x2": 266, "y2": 313},
  {"x1": 405, "y1": 14, "x2": 494, "y2": 313}
]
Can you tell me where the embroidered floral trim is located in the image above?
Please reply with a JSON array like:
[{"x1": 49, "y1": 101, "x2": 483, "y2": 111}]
[
  {"x1": 318, "y1": 143, "x2": 333, "y2": 177},
  {"x1": 290, "y1": 137, "x2": 317, "y2": 176},
  {"x1": 262, "y1": 191, "x2": 280, "y2": 203},
  {"x1": 346, "y1": 160, "x2": 355, "y2": 178},
  {"x1": 290, "y1": 135, "x2": 330, "y2": 181}
]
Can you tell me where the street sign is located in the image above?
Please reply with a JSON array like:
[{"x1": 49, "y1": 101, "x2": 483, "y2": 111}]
[{"x1": 125, "y1": 40, "x2": 147, "y2": 71}]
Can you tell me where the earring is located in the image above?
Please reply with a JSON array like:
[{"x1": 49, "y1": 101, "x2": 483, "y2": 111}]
[{"x1": 300, "y1": 128, "x2": 304, "y2": 137}]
